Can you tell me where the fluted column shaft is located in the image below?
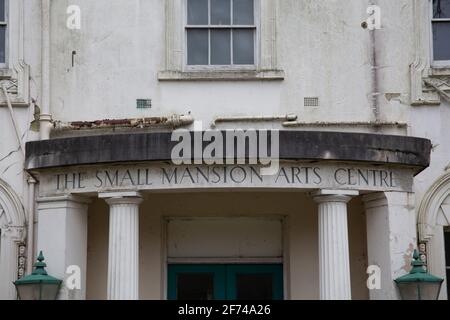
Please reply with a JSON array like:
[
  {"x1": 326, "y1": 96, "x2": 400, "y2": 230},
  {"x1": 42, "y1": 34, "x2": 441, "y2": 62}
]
[
  {"x1": 100, "y1": 192, "x2": 142, "y2": 300},
  {"x1": 313, "y1": 190, "x2": 357, "y2": 300}
]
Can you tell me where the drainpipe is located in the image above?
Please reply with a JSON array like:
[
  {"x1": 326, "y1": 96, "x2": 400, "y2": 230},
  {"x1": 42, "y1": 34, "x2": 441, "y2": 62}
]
[
  {"x1": 26, "y1": 176, "x2": 37, "y2": 274},
  {"x1": 282, "y1": 120, "x2": 407, "y2": 128},
  {"x1": 211, "y1": 114, "x2": 297, "y2": 128},
  {"x1": 40, "y1": 0, "x2": 52, "y2": 140},
  {"x1": 369, "y1": 1, "x2": 381, "y2": 123}
]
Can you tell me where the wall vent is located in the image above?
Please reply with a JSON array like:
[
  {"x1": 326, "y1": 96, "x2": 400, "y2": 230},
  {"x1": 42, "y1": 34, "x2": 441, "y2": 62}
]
[
  {"x1": 304, "y1": 97, "x2": 319, "y2": 107},
  {"x1": 137, "y1": 99, "x2": 152, "y2": 109}
]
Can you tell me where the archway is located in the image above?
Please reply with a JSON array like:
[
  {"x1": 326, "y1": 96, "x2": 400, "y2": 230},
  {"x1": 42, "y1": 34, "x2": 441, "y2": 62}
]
[
  {"x1": 418, "y1": 171, "x2": 450, "y2": 300},
  {"x1": 0, "y1": 178, "x2": 26, "y2": 299}
]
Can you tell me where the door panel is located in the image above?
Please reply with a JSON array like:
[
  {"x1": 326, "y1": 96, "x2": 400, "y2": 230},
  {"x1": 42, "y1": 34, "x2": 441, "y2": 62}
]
[
  {"x1": 226, "y1": 265, "x2": 283, "y2": 300},
  {"x1": 168, "y1": 265, "x2": 226, "y2": 300},
  {"x1": 168, "y1": 264, "x2": 283, "y2": 300}
]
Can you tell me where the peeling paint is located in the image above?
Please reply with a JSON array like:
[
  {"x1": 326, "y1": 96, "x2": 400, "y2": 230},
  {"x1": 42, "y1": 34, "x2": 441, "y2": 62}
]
[{"x1": 401, "y1": 243, "x2": 415, "y2": 273}]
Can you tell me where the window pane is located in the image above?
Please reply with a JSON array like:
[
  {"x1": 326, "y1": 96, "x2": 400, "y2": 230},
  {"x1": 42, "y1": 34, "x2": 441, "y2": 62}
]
[
  {"x1": 433, "y1": 22, "x2": 450, "y2": 61},
  {"x1": 445, "y1": 229, "x2": 450, "y2": 266},
  {"x1": 434, "y1": 0, "x2": 450, "y2": 19},
  {"x1": 233, "y1": 29, "x2": 254, "y2": 64},
  {"x1": 445, "y1": 229, "x2": 450, "y2": 298},
  {"x1": 187, "y1": 29, "x2": 209, "y2": 65},
  {"x1": 188, "y1": 0, "x2": 209, "y2": 25},
  {"x1": 211, "y1": 29, "x2": 231, "y2": 65},
  {"x1": 233, "y1": 0, "x2": 254, "y2": 25},
  {"x1": 211, "y1": 0, "x2": 231, "y2": 25},
  {"x1": 177, "y1": 273, "x2": 214, "y2": 300},
  {"x1": 0, "y1": 26, "x2": 5, "y2": 64},
  {"x1": 447, "y1": 269, "x2": 450, "y2": 299},
  {"x1": 0, "y1": 0, "x2": 5, "y2": 21},
  {"x1": 236, "y1": 274, "x2": 273, "y2": 300}
]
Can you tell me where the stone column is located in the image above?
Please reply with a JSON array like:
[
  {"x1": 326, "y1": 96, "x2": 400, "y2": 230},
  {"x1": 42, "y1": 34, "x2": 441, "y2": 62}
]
[
  {"x1": 99, "y1": 191, "x2": 142, "y2": 300},
  {"x1": 313, "y1": 189, "x2": 358, "y2": 300},
  {"x1": 36, "y1": 195, "x2": 91, "y2": 300}
]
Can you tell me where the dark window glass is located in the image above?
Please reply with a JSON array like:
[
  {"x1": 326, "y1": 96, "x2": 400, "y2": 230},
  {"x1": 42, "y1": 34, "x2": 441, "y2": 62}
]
[
  {"x1": 433, "y1": 23, "x2": 450, "y2": 61},
  {"x1": 188, "y1": 0, "x2": 209, "y2": 25},
  {"x1": 434, "y1": 0, "x2": 450, "y2": 18},
  {"x1": 446, "y1": 269, "x2": 450, "y2": 298},
  {"x1": 445, "y1": 230, "x2": 450, "y2": 298},
  {"x1": 0, "y1": 0, "x2": 5, "y2": 21},
  {"x1": 211, "y1": 0, "x2": 231, "y2": 25},
  {"x1": 233, "y1": 0, "x2": 254, "y2": 25},
  {"x1": 211, "y1": 29, "x2": 231, "y2": 64},
  {"x1": 186, "y1": 0, "x2": 254, "y2": 65},
  {"x1": 187, "y1": 29, "x2": 209, "y2": 65},
  {"x1": 0, "y1": 26, "x2": 5, "y2": 64},
  {"x1": 177, "y1": 273, "x2": 214, "y2": 300},
  {"x1": 445, "y1": 229, "x2": 450, "y2": 265},
  {"x1": 433, "y1": 0, "x2": 450, "y2": 61},
  {"x1": 236, "y1": 274, "x2": 273, "y2": 300},
  {"x1": 233, "y1": 29, "x2": 254, "y2": 64}
]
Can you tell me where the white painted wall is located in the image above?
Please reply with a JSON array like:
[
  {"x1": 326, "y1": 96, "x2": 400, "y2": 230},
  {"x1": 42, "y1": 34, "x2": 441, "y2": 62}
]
[
  {"x1": 167, "y1": 218, "x2": 283, "y2": 259},
  {"x1": 44, "y1": 0, "x2": 411, "y2": 133}
]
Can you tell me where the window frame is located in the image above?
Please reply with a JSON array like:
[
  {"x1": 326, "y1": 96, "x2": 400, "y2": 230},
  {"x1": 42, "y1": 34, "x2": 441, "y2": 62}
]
[
  {"x1": 0, "y1": 0, "x2": 9, "y2": 69},
  {"x1": 430, "y1": 0, "x2": 450, "y2": 67},
  {"x1": 183, "y1": 0, "x2": 260, "y2": 72}
]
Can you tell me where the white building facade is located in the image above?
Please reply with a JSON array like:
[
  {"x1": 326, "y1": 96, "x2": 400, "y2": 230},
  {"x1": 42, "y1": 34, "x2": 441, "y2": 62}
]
[{"x1": 0, "y1": 0, "x2": 450, "y2": 300}]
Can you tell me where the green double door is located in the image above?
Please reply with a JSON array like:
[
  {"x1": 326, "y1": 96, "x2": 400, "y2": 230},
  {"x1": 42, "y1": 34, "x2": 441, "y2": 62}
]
[{"x1": 168, "y1": 264, "x2": 283, "y2": 300}]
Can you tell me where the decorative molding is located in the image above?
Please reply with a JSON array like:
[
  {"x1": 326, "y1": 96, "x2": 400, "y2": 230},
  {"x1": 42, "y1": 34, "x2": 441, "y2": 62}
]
[
  {"x1": 158, "y1": 69, "x2": 285, "y2": 81},
  {"x1": 0, "y1": 0, "x2": 29, "y2": 107},
  {"x1": 0, "y1": 62, "x2": 30, "y2": 107},
  {"x1": 259, "y1": 0, "x2": 278, "y2": 70},
  {"x1": 0, "y1": 177, "x2": 26, "y2": 299},
  {"x1": 418, "y1": 170, "x2": 450, "y2": 242},
  {"x1": 424, "y1": 76, "x2": 450, "y2": 103},
  {"x1": 17, "y1": 243, "x2": 26, "y2": 279},
  {"x1": 164, "y1": 0, "x2": 183, "y2": 72},
  {"x1": 410, "y1": 0, "x2": 450, "y2": 106}
]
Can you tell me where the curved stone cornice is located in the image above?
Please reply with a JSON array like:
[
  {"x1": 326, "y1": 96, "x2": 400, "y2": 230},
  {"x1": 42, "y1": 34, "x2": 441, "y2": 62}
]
[{"x1": 25, "y1": 131, "x2": 431, "y2": 172}]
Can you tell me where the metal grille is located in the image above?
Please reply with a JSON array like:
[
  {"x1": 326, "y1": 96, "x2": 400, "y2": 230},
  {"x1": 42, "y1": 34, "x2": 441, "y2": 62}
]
[
  {"x1": 304, "y1": 97, "x2": 319, "y2": 107},
  {"x1": 136, "y1": 99, "x2": 152, "y2": 109}
]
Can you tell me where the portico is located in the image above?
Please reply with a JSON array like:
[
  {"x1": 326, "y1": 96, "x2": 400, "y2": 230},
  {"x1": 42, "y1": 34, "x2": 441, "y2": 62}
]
[{"x1": 25, "y1": 131, "x2": 431, "y2": 300}]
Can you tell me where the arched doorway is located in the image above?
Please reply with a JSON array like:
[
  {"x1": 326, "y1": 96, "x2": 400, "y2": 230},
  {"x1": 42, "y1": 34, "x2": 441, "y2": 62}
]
[
  {"x1": 418, "y1": 171, "x2": 450, "y2": 300},
  {"x1": 0, "y1": 178, "x2": 26, "y2": 299}
]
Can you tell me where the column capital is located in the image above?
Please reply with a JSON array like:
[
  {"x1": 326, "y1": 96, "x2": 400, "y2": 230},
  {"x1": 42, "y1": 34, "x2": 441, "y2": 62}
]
[
  {"x1": 362, "y1": 192, "x2": 388, "y2": 210},
  {"x1": 312, "y1": 189, "x2": 359, "y2": 204},
  {"x1": 37, "y1": 195, "x2": 92, "y2": 210},
  {"x1": 99, "y1": 191, "x2": 143, "y2": 206}
]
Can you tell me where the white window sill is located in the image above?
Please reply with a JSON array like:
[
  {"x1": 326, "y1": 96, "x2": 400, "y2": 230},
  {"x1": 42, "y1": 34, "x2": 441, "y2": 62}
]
[
  {"x1": 0, "y1": 68, "x2": 14, "y2": 79},
  {"x1": 158, "y1": 69, "x2": 285, "y2": 81},
  {"x1": 431, "y1": 65, "x2": 450, "y2": 76}
]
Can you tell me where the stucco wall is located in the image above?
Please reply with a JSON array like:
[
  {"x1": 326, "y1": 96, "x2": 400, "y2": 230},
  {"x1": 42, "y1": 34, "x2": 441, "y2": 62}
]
[
  {"x1": 86, "y1": 191, "x2": 368, "y2": 300},
  {"x1": 47, "y1": 0, "x2": 413, "y2": 135}
]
